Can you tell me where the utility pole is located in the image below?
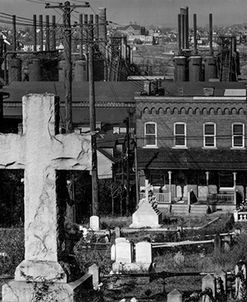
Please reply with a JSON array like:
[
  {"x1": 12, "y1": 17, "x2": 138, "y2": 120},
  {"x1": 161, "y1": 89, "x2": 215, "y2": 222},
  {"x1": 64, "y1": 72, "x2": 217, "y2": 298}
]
[
  {"x1": 45, "y1": 1, "x2": 89, "y2": 132},
  {"x1": 124, "y1": 117, "x2": 130, "y2": 216},
  {"x1": 88, "y1": 16, "x2": 99, "y2": 216}
]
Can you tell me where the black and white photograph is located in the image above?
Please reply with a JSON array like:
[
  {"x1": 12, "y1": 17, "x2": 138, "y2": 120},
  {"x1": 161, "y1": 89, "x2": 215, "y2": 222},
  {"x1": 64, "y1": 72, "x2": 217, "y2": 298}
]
[{"x1": 0, "y1": 0, "x2": 247, "y2": 301}]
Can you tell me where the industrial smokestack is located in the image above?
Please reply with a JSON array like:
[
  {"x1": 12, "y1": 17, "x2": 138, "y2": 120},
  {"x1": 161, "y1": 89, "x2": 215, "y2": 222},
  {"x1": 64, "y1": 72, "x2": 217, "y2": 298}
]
[
  {"x1": 209, "y1": 13, "x2": 213, "y2": 55},
  {"x1": 39, "y1": 15, "x2": 43, "y2": 51},
  {"x1": 45, "y1": 15, "x2": 50, "y2": 51},
  {"x1": 79, "y1": 14, "x2": 84, "y2": 58},
  {"x1": 181, "y1": 13, "x2": 185, "y2": 49},
  {"x1": 98, "y1": 8, "x2": 107, "y2": 55},
  {"x1": 185, "y1": 7, "x2": 189, "y2": 49},
  {"x1": 178, "y1": 14, "x2": 182, "y2": 54},
  {"x1": 193, "y1": 14, "x2": 197, "y2": 55},
  {"x1": 33, "y1": 15, "x2": 37, "y2": 51},
  {"x1": 12, "y1": 15, "x2": 16, "y2": 52},
  {"x1": 95, "y1": 14, "x2": 99, "y2": 42},
  {"x1": 84, "y1": 14, "x2": 89, "y2": 55},
  {"x1": 51, "y1": 15, "x2": 56, "y2": 51}
]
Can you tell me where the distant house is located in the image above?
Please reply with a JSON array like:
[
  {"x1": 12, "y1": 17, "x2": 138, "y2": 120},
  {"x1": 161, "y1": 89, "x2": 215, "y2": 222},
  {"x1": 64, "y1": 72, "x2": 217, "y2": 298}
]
[
  {"x1": 135, "y1": 81, "x2": 247, "y2": 212},
  {"x1": 128, "y1": 35, "x2": 154, "y2": 45},
  {"x1": 116, "y1": 24, "x2": 147, "y2": 36}
]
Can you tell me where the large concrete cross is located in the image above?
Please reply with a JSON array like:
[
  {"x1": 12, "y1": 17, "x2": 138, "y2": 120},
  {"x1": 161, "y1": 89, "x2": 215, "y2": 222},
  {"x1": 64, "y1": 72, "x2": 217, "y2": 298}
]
[{"x1": 2, "y1": 94, "x2": 91, "y2": 301}]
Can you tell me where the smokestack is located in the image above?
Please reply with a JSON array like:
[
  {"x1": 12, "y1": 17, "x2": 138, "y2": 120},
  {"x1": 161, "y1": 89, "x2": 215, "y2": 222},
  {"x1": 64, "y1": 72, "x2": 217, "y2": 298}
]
[
  {"x1": 193, "y1": 14, "x2": 197, "y2": 55},
  {"x1": 98, "y1": 8, "x2": 107, "y2": 55},
  {"x1": 185, "y1": 7, "x2": 189, "y2": 49},
  {"x1": 181, "y1": 13, "x2": 185, "y2": 49},
  {"x1": 95, "y1": 15, "x2": 99, "y2": 42},
  {"x1": 51, "y1": 15, "x2": 56, "y2": 51},
  {"x1": 45, "y1": 15, "x2": 50, "y2": 51},
  {"x1": 84, "y1": 14, "x2": 89, "y2": 55},
  {"x1": 33, "y1": 15, "x2": 37, "y2": 51},
  {"x1": 12, "y1": 15, "x2": 17, "y2": 52},
  {"x1": 178, "y1": 14, "x2": 182, "y2": 54},
  {"x1": 79, "y1": 14, "x2": 84, "y2": 59},
  {"x1": 209, "y1": 13, "x2": 213, "y2": 55},
  {"x1": 39, "y1": 15, "x2": 43, "y2": 51}
]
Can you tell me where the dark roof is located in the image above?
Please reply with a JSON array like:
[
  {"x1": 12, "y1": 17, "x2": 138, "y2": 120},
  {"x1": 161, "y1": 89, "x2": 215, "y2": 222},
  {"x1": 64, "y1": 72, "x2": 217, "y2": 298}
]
[
  {"x1": 2, "y1": 81, "x2": 138, "y2": 103},
  {"x1": 137, "y1": 148, "x2": 247, "y2": 171},
  {"x1": 2, "y1": 81, "x2": 139, "y2": 124},
  {"x1": 157, "y1": 81, "x2": 247, "y2": 97}
]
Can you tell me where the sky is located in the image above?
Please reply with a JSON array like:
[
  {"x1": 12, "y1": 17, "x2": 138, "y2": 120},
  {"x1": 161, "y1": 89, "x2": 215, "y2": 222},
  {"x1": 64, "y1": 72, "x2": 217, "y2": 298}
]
[{"x1": 1, "y1": 0, "x2": 247, "y2": 27}]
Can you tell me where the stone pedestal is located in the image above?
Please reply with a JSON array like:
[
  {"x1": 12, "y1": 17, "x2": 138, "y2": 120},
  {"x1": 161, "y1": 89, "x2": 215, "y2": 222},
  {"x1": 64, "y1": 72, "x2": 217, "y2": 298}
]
[{"x1": 3, "y1": 279, "x2": 91, "y2": 302}]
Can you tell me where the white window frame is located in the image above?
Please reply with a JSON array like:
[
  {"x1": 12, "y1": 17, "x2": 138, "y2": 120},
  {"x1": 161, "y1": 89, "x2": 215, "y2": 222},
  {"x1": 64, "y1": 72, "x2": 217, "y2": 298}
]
[
  {"x1": 174, "y1": 122, "x2": 186, "y2": 148},
  {"x1": 203, "y1": 123, "x2": 216, "y2": 148},
  {"x1": 232, "y1": 123, "x2": 245, "y2": 148},
  {"x1": 144, "y1": 122, "x2": 157, "y2": 147}
]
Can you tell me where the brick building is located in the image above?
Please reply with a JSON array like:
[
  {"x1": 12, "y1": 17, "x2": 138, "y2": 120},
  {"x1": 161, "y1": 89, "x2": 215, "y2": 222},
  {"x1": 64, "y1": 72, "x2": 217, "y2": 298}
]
[{"x1": 136, "y1": 81, "x2": 247, "y2": 213}]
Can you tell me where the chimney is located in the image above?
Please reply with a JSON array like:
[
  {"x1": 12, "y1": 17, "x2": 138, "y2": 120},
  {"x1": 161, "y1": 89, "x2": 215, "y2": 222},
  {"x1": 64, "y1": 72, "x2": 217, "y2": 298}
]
[
  {"x1": 185, "y1": 7, "x2": 189, "y2": 49},
  {"x1": 51, "y1": 15, "x2": 56, "y2": 51},
  {"x1": 39, "y1": 15, "x2": 43, "y2": 51},
  {"x1": 209, "y1": 13, "x2": 213, "y2": 55},
  {"x1": 98, "y1": 8, "x2": 107, "y2": 55},
  {"x1": 178, "y1": 14, "x2": 182, "y2": 54},
  {"x1": 84, "y1": 14, "x2": 89, "y2": 55},
  {"x1": 193, "y1": 14, "x2": 197, "y2": 55},
  {"x1": 45, "y1": 15, "x2": 50, "y2": 51},
  {"x1": 33, "y1": 15, "x2": 37, "y2": 51}
]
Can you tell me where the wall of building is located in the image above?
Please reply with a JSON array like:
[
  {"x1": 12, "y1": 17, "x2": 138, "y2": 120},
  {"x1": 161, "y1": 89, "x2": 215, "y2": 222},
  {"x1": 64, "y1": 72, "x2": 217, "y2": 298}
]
[{"x1": 136, "y1": 96, "x2": 247, "y2": 149}]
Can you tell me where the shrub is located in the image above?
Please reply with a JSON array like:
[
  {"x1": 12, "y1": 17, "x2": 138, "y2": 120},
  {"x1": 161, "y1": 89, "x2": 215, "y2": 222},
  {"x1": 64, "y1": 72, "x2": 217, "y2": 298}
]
[
  {"x1": 0, "y1": 228, "x2": 24, "y2": 275},
  {"x1": 74, "y1": 237, "x2": 112, "y2": 275}
]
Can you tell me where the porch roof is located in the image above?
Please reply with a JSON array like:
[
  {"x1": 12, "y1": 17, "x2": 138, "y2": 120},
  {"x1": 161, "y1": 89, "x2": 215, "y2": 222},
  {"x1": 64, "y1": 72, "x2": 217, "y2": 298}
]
[{"x1": 137, "y1": 148, "x2": 247, "y2": 171}]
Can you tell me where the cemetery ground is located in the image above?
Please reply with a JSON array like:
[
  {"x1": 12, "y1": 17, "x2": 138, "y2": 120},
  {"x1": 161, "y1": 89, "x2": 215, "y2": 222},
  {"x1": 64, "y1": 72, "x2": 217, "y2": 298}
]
[{"x1": 0, "y1": 212, "x2": 247, "y2": 301}]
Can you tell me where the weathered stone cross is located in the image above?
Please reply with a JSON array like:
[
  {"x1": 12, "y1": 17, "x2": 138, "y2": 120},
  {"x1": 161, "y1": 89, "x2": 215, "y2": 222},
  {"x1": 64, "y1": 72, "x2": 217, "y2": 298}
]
[{"x1": 2, "y1": 94, "x2": 91, "y2": 301}]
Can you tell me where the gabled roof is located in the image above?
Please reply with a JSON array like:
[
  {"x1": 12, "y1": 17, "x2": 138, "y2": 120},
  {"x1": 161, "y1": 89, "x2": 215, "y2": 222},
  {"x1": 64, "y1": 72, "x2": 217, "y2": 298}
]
[{"x1": 118, "y1": 24, "x2": 142, "y2": 31}]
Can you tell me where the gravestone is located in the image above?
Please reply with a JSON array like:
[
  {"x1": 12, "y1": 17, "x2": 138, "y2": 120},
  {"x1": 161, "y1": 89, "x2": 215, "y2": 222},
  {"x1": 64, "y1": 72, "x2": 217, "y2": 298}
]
[
  {"x1": 208, "y1": 185, "x2": 217, "y2": 195},
  {"x1": 198, "y1": 186, "x2": 208, "y2": 201},
  {"x1": 115, "y1": 240, "x2": 132, "y2": 264},
  {"x1": 235, "y1": 260, "x2": 246, "y2": 300},
  {"x1": 167, "y1": 289, "x2": 182, "y2": 302},
  {"x1": 202, "y1": 274, "x2": 216, "y2": 297},
  {"x1": 2, "y1": 94, "x2": 91, "y2": 302},
  {"x1": 183, "y1": 185, "x2": 188, "y2": 200},
  {"x1": 90, "y1": 215, "x2": 99, "y2": 231},
  {"x1": 130, "y1": 198, "x2": 161, "y2": 228},
  {"x1": 88, "y1": 264, "x2": 99, "y2": 290},
  {"x1": 135, "y1": 241, "x2": 152, "y2": 264},
  {"x1": 176, "y1": 186, "x2": 182, "y2": 199}
]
